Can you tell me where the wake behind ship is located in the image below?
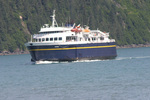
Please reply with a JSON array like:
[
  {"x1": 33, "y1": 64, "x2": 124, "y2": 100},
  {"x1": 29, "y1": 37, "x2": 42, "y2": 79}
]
[{"x1": 25, "y1": 10, "x2": 117, "y2": 62}]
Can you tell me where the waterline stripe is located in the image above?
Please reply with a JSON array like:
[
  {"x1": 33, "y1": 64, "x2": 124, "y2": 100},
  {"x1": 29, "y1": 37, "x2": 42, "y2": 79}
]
[{"x1": 29, "y1": 45, "x2": 116, "y2": 51}]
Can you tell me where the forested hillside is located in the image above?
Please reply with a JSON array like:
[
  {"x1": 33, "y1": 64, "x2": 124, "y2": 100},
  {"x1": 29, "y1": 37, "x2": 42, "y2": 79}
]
[{"x1": 0, "y1": 0, "x2": 150, "y2": 52}]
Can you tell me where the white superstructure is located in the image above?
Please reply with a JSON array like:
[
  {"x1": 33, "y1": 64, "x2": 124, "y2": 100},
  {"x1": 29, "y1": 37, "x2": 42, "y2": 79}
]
[{"x1": 27, "y1": 10, "x2": 115, "y2": 46}]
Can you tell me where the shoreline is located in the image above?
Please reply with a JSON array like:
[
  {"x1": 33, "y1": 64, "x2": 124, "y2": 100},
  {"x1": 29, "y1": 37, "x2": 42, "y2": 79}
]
[
  {"x1": 0, "y1": 50, "x2": 29, "y2": 56},
  {"x1": 0, "y1": 44, "x2": 150, "y2": 56},
  {"x1": 116, "y1": 43, "x2": 150, "y2": 49}
]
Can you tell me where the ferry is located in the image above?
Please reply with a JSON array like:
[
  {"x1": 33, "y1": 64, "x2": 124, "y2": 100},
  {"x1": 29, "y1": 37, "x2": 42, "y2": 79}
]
[{"x1": 25, "y1": 10, "x2": 117, "y2": 62}]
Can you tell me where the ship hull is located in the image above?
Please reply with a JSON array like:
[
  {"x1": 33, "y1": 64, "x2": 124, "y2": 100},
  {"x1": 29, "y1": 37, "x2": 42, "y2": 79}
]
[{"x1": 27, "y1": 42, "x2": 117, "y2": 62}]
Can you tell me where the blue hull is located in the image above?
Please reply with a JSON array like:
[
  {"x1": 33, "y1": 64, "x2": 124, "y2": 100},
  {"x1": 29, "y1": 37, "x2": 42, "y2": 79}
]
[{"x1": 27, "y1": 42, "x2": 117, "y2": 62}]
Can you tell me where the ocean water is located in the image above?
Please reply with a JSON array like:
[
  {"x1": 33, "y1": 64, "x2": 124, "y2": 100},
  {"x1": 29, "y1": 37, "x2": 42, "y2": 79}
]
[{"x1": 0, "y1": 47, "x2": 150, "y2": 100}]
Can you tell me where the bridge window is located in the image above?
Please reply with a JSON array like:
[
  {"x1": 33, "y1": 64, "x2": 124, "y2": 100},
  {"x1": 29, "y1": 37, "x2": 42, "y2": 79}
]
[{"x1": 40, "y1": 31, "x2": 64, "y2": 34}]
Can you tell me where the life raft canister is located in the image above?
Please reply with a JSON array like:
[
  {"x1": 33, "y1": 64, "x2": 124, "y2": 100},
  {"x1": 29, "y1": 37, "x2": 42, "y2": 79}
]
[{"x1": 83, "y1": 29, "x2": 90, "y2": 32}]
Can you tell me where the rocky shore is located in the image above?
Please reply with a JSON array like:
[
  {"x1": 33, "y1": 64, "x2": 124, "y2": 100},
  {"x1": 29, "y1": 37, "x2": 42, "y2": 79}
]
[
  {"x1": 0, "y1": 50, "x2": 29, "y2": 56},
  {"x1": 116, "y1": 43, "x2": 150, "y2": 49},
  {"x1": 0, "y1": 44, "x2": 150, "y2": 56}
]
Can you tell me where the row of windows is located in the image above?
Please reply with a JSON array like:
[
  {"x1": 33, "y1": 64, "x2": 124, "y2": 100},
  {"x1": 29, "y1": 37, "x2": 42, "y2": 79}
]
[
  {"x1": 34, "y1": 37, "x2": 104, "y2": 42},
  {"x1": 35, "y1": 37, "x2": 62, "y2": 42},
  {"x1": 40, "y1": 31, "x2": 63, "y2": 34},
  {"x1": 86, "y1": 37, "x2": 104, "y2": 41}
]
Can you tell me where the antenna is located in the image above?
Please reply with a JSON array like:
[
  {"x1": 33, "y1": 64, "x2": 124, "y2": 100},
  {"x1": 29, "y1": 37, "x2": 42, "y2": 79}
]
[{"x1": 51, "y1": 10, "x2": 58, "y2": 27}]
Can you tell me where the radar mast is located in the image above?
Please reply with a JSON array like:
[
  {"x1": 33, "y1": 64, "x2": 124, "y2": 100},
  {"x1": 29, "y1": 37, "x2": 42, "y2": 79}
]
[{"x1": 51, "y1": 10, "x2": 58, "y2": 27}]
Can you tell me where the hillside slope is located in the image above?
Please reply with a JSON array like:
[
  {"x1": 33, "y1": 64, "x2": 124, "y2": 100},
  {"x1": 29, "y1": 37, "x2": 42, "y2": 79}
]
[{"x1": 0, "y1": 0, "x2": 150, "y2": 52}]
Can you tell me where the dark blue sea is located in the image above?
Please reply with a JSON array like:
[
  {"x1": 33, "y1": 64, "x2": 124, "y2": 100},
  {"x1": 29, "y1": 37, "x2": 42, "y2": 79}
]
[{"x1": 0, "y1": 47, "x2": 150, "y2": 100}]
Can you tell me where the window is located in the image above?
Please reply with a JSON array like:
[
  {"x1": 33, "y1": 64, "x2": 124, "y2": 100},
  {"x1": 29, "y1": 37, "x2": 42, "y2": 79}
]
[
  {"x1": 46, "y1": 38, "x2": 49, "y2": 41},
  {"x1": 66, "y1": 36, "x2": 77, "y2": 42},
  {"x1": 39, "y1": 38, "x2": 41, "y2": 42},
  {"x1": 66, "y1": 37, "x2": 72, "y2": 41},
  {"x1": 50, "y1": 38, "x2": 53, "y2": 41},
  {"x1": 92, "y1": 37, "x2": 96, "y2": 41},
  {"x1": 36, "y1": 39, "x2": 38, "y2": 42},
  {"x1": 42, "y1": 38, "x2": 45, "y2": 41},
  {"x1": 33, "y1": 39, "x2": 36, "y2": 42},
  {"x1": 80, "y1": 38, "x2": 82, "y2": 41},
  {"x1": 100, "y1": 37, "x2": 104, "y2": 40},
  {"x1": 54, "y1": 37, "x2": 57, "y2": 41},
  {"x1": 59, "y1": 37, "x2": 62, "y2": 40}
]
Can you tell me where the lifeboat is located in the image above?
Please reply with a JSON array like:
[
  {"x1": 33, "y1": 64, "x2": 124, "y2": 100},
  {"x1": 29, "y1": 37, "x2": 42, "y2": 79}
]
[
  {"x1": 71, "y1": 28, "x2": 82, "y2": 32},
  {"x1": 71, "y1": 24, "x2": 82, "y2": 32}
]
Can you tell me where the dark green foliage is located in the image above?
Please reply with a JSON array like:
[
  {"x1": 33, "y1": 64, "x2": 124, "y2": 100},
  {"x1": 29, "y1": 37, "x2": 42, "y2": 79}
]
[{"x1": 0, "y1": 0, "x2": 150, "y2": 52}]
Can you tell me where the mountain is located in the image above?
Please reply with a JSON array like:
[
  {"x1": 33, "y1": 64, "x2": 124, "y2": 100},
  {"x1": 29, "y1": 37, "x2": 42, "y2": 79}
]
[{"x1": 0, "y1": 0, "x2": 150, "y2": 52}]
